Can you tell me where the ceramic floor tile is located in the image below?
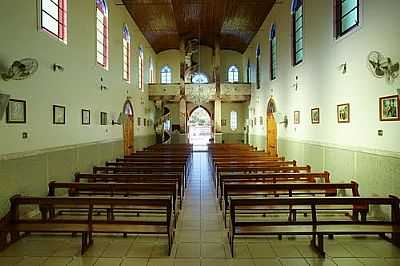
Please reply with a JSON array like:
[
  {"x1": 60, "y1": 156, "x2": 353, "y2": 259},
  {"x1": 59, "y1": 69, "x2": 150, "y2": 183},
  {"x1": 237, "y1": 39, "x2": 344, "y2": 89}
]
[
  {"x1": 331, "y1": 258, "x2": 363, "y2": 266},
  {"x1": 67, "y1": 257, "x2": 98, "y2": 266},
  {"x1": 358, "y1": 258, "x2": 389, "y2": 266},
  {"x1": 174, "y1": 258, "x2": 201, "y2": 266},
  {"x1": 200, "y1": 258, "x2": 231, "y2": 266},
  {"x1": 177, "y1": 231, "x2": 201, "y2": 242},
  {"x1": 93, "y1": 258, "x2": 122, "y2": 266},
  {"x1": 126, "y1": 244, "x2": 154, "y2": 258},
  {"x1": 42, "y1": 257, "x2": 74, "y2": 266},
  {"x1": 324, "y1": 244, "x2": 353, "y2": 257},
  {"x1": 306, "y1": 258, "x2": 337, "y2": 266},
  {"x1": 253, "y1": 259, "x2": 281, "y2": 266},
  {"x1": 279, "y1": 258, "x2": 309, "y2": 266},
  {"x1": 0, "y1": 257, "x2": 23, "y2": 266},
  {"x1": 272, "y1": 244, "x2": 302, "y2": 258},
  {"x1": 341, "y1": 243, "x2": 379, "y2": 258},
  {"x1": 175, "y1": 243, "x2": 201, "y2": 258},
  {"x1": 147, "y1": 258, "x2": 174, "y2": 266},
  {"x1": 232, "y1": 244, "x2": 251, "y2": 259},
  {"x1": 201, "y1": 231, "x2": 225, "y2": 243},
  {"x1": 120, "y1": 258, "x2": 148, "y2": 266},
  {"x1": 15, "y1": 257, "x2": 48, "y2": 266},
  {"x1": 248, "y1": 243, "x2": 277, "y2": 258},
  {"x1": 150, "y1": 244, "x2": 170, "y2": 257},
  {"x1": 385, "y1": 258, "x2": 400, "y2": 266},
  {"x1": 201, "y1": 243, "x2": 227, "y2": 258},
  {"x1": 101, "y1": 239, "x2": 132, "y2": 257}
]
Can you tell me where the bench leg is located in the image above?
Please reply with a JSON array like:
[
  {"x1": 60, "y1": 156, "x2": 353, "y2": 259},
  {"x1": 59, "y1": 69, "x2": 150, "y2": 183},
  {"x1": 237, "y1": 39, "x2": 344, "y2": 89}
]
[
  {"x1": 310, "y1": 234, "x2": 325, "y2": 257},
  {"x1": 0, "y1": 232, "x2": 8, "y2": 251},
  {"x1": 392, "y1": 233, "x2": 400, "y2": 247},
  {"x1": 81, "y1": 233, "x2": 88, "y2": 255}
]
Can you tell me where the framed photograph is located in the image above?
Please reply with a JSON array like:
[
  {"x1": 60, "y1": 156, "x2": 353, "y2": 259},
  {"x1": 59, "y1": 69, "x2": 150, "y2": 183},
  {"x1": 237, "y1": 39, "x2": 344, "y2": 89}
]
[
  {"x1": 221, "y1": 119, "x2": 227, "y2": 126},
  {"x1": 311, "y1": 108, "x2": 320, "y2": 124},
  {"x1": 100, "y1": 112, "x2": 107, "y2": 125},
  {"x1": 294, "y1": 111, "x2": 300, "y2": 124},
  {"x1": 259, "y1": 116, "x2": 263, "y2": 126},
  {"x1": 337, "y1": 103, "x2": 350, "y2": 123},
  {"x1": 6, "y1": 99, "x2": 26, "y2": 123},
  {"x1": 144, "y1": 118, "x2": 147, "y2": 127},
  {"x1": 379, "y1": 95, "x2": 399, "y2": 121},
  {"x1": 53, "y1": 105, "x2": 65, "y2": 124},
  {"x1": 137, "y1": 117, "x2": 141, "y2": 126},
  {"x1": 254, "y1": 117, "x2": 257, "y2": 126},
  {"x1": 81, "y1": 109, "x2": 90, "y2": 125}
]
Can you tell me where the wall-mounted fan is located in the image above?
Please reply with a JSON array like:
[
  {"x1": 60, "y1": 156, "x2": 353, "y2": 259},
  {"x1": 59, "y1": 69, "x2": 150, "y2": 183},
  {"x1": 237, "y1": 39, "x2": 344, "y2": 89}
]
[
  {"x1": 367, "y1": 51, "x2": 399, "y2": 82},
  {"x1": 1, "y1": 58, "x2": 39, "y2": 81}
]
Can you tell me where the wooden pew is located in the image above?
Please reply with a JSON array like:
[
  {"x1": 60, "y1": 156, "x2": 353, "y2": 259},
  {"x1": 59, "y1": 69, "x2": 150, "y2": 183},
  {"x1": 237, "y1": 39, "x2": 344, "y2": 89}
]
[
  {"x1": 221, "y1": 181, "x2": 365, "y2": 226},
  {"x1": 0, "y1": 195, "x2": 175, "y2": 255},
  {"x1": 48, "y1": 181, "x2": 180, "y2": 218},
  {"x1": 74, "y1": 173, "x2": 184, "y2": 203},
  {"x1": 216, "y1": 165, "x2": 312, "y2": 196},
  {"x1": 228, "y1": 196, "x2": 400, "y2": 257}
]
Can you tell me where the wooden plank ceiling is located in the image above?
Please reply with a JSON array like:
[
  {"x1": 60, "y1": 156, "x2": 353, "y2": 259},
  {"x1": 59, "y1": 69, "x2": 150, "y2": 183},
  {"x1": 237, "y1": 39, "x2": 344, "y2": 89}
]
[{"x1": 121, "y1": 0, "x2": 275, "y2": 53}]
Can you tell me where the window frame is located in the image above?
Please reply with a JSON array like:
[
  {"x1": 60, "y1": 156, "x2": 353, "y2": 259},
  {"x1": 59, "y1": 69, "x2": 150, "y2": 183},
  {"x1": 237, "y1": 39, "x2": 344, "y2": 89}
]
[
  {"x1": 192, "y1": 73, "x2": 209, "y2": 84},
  {"x1": 270, "y1": 24, "x2": 277, "y2": 81},
  {"x1": 292, "y1": 0, "x2": 304, "y2": 66},
  {"x1": 228, "y1": 65, "x2": 239, "y2": 83},
  {"x1": 122, "y1": 25, "x2": 131, "y2": 83},
  {"x1": 40, "y1": 0, "x2": 68, "y2": 43},
  {"x1": 138, "y1": 47, "x2": 144, "y2": 91},
  {"x1": 96, "y1": 0, "x2": 109, "y2": 69},
  {"x1": 335, "y1": 0, "x2": 360, "y2": 39},
  {"x1": 160, "y1": 66, "x2": 172, "y2": 84},
  {"x1": 230, "y1": 111, "x2": 238, "y2": 131}
]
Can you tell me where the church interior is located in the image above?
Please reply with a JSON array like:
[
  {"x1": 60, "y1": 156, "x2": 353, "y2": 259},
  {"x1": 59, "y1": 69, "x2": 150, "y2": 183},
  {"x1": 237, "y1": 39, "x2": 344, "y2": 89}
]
[{"x1": 0, "y1": 0, "x2": 399, "y2": 265}]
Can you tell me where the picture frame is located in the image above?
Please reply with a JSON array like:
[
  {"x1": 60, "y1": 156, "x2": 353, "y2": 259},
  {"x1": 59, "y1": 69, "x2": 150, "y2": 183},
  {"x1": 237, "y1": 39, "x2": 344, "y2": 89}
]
[
  {"x1": 144, "y1": 118, "x2": 147, "y2": 127},
  {"x1": 137, "y1": 117, "x2": 141, "y2": 126},
  {"x1": 311, "y1": 108, "x2": 320, "y2": 124},
  {"x1": 6, "y1": 99, "x2": 26, "y2": 123},
  {"x1": 81, "y1": 109, "x2": 90, "y2": 125},
  {"x1": 379, "y1": 95, "x2": 399, "y2": 121},
  {"x1": 337, "y1": 103, "x2": 350, "y2": 123},
  {"x1": 100, "y1": 112, "x2": 108, "y2": 125},
  {"x1": 294, "y1": 111, "x2": 300, "y2": 124},
  {"x1": 259, "y1": 116, "x2": 263, "y2": 126},
  {"x1": 53, "y1": 105, "x2": 66, "y2": 124},
  {"x1": 221, "y1": 119, "x2": 227, "y2": 126}
]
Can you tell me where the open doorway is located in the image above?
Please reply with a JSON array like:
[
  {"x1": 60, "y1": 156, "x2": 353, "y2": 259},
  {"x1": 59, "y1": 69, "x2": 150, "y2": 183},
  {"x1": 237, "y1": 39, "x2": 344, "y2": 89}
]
[{"x1": 188, "y1": 106, "x2": 212, "y2": 145}]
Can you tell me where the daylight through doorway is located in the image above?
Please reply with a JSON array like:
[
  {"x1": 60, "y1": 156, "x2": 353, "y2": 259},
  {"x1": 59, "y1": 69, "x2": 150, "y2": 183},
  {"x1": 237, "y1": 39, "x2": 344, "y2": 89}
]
[{"x1": 188, "y1": 107, "x2": 212, "y2": 145}]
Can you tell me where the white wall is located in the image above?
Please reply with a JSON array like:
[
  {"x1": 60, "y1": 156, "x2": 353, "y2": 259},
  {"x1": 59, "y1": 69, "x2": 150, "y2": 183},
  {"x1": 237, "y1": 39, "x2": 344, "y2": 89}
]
[
  {"x1": 244, "y1": 0, "x2": 400, "y2": 154},
  {"x1": 0, "y1": 0, "x2": 156, "y2": 156}
]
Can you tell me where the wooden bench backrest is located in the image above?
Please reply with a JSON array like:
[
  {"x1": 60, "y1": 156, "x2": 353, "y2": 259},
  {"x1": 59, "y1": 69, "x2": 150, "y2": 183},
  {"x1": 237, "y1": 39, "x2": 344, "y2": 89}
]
[{"x1": 220, "y1": 171, "x2": 329, "y2": 183}]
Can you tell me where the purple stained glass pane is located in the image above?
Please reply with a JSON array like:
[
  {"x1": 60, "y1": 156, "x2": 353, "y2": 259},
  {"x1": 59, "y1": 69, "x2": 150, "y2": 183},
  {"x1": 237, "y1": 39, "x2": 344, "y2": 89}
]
[{"x1": 96, "y1": 0, "x2": 107, "y2": 14}]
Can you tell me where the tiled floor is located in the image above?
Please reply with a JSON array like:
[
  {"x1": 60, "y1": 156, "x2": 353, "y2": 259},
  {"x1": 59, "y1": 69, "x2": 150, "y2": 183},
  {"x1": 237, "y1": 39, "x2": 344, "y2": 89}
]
[{"x1": 1, "y1": 152, "x2": 399, "y2": 265}]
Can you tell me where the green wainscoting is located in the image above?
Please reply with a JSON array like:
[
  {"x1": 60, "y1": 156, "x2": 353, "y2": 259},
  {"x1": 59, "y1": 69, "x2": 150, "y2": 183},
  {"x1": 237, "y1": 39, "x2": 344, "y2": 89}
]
[
  {"x1": 222, "y1": 133, "x2": 244, "y2": 144},
  {"x1": 0, "y1": 135, "x2": 156, "y2": 216}
]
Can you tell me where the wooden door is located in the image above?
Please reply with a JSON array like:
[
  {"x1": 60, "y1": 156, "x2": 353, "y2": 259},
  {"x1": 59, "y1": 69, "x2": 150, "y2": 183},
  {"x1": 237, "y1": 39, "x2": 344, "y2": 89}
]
[
  {"x1": 123, "y1": 115, "x2": 134, "y2": 155},
  {"x1": 266, "y1": 113, "x2": 277, "y2": 156}
]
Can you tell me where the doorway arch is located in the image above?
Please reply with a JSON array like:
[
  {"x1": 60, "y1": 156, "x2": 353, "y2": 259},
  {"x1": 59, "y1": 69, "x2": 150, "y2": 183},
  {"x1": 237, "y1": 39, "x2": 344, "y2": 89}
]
[
  {"x1": 123, "y1": 99, "x2": 134, "y2": 155},
  {"x1": 188, "y1": 106, "x2": 212, "y2": 145},
  {"x1": 266, "y1": 98, "x2": 277, "y2": 156}
]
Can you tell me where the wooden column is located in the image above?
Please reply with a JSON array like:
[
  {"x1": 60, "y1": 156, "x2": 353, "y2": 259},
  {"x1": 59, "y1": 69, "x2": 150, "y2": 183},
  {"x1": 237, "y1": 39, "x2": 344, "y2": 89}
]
[{"x1": 179, "y1": 39, "x2": 187, "y2": 133}]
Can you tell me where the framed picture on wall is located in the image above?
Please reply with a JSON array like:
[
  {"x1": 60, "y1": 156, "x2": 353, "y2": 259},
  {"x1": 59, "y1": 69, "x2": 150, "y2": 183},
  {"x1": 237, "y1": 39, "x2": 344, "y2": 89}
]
[
  {"x1": 137, "y1": 117, "x2": 141, "y2": 126},
  {"x1": 379, "y1": 95, "x2": 399, "y2": 121},
  {"x1": 311, "y1": 108, "x2": 320, "y2": 124},
  {"x1": 259, "y1": 116, "x2": 263, "y2": 126},
  {"x1": 100, "y1": 112, "x2": 108, "y2": 125},
  {"x1": 6, "y1": 99, "x2": 26, "y2": 123},
  {"x1": 81, "y1": 109, "x2": 90, "y2": 125},
  {"x1": 144, "y1": 118, "x2": 147, "y2": 127},
  {"x1": 294, "y1": 111, "x2": 300, "y2": 124},
  {"x1": 221, "y1": 119, "x2": 227, "y2": 126},
  {"x1": 337, "y1": 103, "x2": 350, "y2": 123},
  {"x1": 53, "y1": 105, "x2": 66, "y2": 124}
]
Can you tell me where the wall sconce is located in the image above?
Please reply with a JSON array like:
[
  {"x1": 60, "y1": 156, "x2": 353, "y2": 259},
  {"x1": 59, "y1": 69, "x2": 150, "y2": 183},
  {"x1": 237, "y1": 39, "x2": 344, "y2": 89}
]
[
  {"x1": 338, "y1": 62, "x2": 347, "y2": 74},
  {"x1": 53, "y1": 64, "x2": 64, "y2": 72},
  {"x1": 112, "y1": 112, "x2": 127, "y2": 125},
  {"x1": 279, "y1": 115, "x2": 288, "y2": 128},
  {"x1": 100, "y1": 77, "x2": 108, "y2": 91}
]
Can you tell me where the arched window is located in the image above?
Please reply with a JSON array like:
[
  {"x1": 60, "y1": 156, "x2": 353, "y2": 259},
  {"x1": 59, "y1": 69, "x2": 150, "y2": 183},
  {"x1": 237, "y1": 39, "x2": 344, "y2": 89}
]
[
  {"x1": 291, "y1": 0, "x2": 303, "y2": 65},
  {"x1": 270, "y1": 24, "x2": 277, "y2": 80},
  {"x1": 138, "y1": 46, "x2": 144, "y2": 90},
  {"x1": 96, "y1": 0, "x2": 108, "y2": 69},
  {"x1": 122, "y1": 25, "x2": 131, "y2": 82},
  {"x1": 160, "y1": 66, "x2": 172, "y2": 84},
  {"x1": 192, "y1": 73, "x2": 208, "y2": 84},
  {"x1": 149, "y1": 57, "x2": 154, "y2": 83},
  {"x1": 41, "y1": 0, "x2": 68, "y2": 43},
  {"x1": 256, "y1": 44, "x2": 261, "y2": 89},
  {"x1": 228, "y1": 66, "x2": 239, "y2": 83},
  {"x1": 230, "y1": 111, "x2": 238, "y2": 131}
]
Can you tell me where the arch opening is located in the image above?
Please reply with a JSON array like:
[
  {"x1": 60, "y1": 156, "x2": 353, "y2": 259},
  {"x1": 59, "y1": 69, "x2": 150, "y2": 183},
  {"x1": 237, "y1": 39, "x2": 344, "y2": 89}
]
[{"x1": 188, "y1": 106, "x2": 212, "y2": 145}]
